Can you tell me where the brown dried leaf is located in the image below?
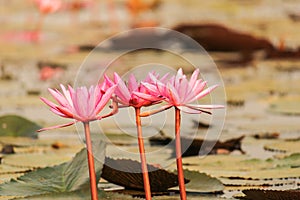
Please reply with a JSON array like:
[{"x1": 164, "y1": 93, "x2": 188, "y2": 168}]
[{"x1": 101, "y1": 157, "x2": 189, "y2": 192}]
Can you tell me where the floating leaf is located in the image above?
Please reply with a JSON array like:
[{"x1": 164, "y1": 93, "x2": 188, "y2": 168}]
[
  {"x1": 268, "y1": 97, "x2": 300, "y2": 116},
  {"x1": 101, "y1": 157, "x2": 189, "y2": 192},
  {"x1": 242, "y1": 189, "x2": 300, "y2": 200},
  {"x1": 264, "y1": 141, "x2": 300, "y2": 154},
  {"x1": 2, "y1": 153, "x2": 73, "y2": 168},
  {"x1": 12, "y1": 189, "x2": 135, "y2": 200},
  {"x1": 153, "y1": 195, "x2": 225, "y2": 200},
  {"x1": 0, "y1": 115, "x2": 41, "y2": 138},
  {"x1": 170, "y1": 170, "x2": 224, "y2": 193},
  {"x1": 0, "y1": 140, "x2": 106, "y2": 196},
  {"x1": 149, "y1": 133, "x2": 245, "y2": 156}
]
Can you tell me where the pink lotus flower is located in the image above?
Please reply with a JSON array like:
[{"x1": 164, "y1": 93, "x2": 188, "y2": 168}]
[
  {"x1": 38, "y1": 81, "x2": 117, "y2": 200},
  {"x1": 139, "y1": 68, "x2": 224, "y2": 116},
  {"x1": 38, "y1": 82, "x2": 117, "y2": 131},
  {"x1": 104, "y1": 72, "x2": 168, "y2": 200},
  {"x1": 34, "y1": 0, "x2": 62, "y2": 14},
  {"x1": 137, "y1": 68, "x2": 224, "y2": 200},
  {"x1": 105, "y1": 72, "x2": 166, "y2": 108}
]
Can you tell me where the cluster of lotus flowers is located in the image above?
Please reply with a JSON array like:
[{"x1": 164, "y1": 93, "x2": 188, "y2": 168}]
[{"x1": 39, "y1": 68, "x2": 223, "y2": 200}]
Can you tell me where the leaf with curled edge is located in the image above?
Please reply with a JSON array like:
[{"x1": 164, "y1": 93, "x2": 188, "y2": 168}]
[
  {"x1": 101, "y1": 157, "x2": 189, "y2": 192},
  {"x1": 0, "y1": 140, "x2": 106, "y2": 196}
]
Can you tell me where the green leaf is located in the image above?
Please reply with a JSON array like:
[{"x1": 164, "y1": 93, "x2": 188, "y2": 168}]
[
  {"x1": 0, "y1": 115, "x2": 41, "y2": 138},
  {"x1": 12, "y1": 189, "x2": 134, "y2": 200},
  {"x1": 0, "y1": 140, "x2": 106, "y2": 196},
  {"x1": 184, "y1": 170, "x2": 224, "y2": 193},
  {"x1": 170, "y1": 170, "x2": 224, "y2": 193}
]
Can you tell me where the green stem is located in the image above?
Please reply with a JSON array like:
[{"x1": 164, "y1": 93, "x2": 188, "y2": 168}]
[
  {"x1": 84, "y1": 122, "x2": 98, "y2": 200},
  {"x1": 135, "y1": 107, "x2": 152, "y2": 200}
]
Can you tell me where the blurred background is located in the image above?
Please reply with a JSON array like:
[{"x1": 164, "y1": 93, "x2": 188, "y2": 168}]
[{"x1": 0, "y1": 0, "x2": 300, "y2": 199}]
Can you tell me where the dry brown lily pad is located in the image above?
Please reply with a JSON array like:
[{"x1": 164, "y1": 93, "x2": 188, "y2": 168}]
[
  {"x1": 242, "y1": 189, "x2": 300, "y2": 200},
  {"x1": 101, "y1": 157, "x2": 189, "y2": 192},
  {"x1": 149, "y1": 133, "x2": 245, "y2": 157}
]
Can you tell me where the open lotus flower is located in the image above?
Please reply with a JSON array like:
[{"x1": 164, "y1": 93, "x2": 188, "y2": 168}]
[
  {"x1": 38, "y1": 82, "x2": 117, "y2": 131},
  {"x1": 104, "y1": 72, "x2": 168, "y2": 200},
  {"x1": 38, "y1": 81, "x2": 117, "y2": 200},
  {"x1": 138, "y1": 68, "x2": 224, "y2": 116},
  {"x1": 105, "y1": 72, "x2": 166, "y2": 108},
  {"x1": 137, "y1": 68, "x2": 224, "y2": 200}
]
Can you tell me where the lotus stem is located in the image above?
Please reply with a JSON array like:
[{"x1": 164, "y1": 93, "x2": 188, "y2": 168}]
[
  {"x1": 175, "y1": 107, "x2": 186, "y2": 200},
  {"x1": 135, "y1": 108, "x2": 152, "y2": 200},
  {"x1": 83, "y1": 122, "x2": 98, "y2": 200}
]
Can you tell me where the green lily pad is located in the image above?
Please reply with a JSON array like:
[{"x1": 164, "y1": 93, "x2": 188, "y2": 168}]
[
  {"x1": 0, "y1": 140, "x2": 106, "y2": 196},
  {"x1": 0, "y1": 115, "x2": 41, "y2": 138},
  {"x1": 2, "y1": 153, "x2": 73, "y2": 169},
  {"x1": 12, "y1": 190, "x2": 135, "y2": 200},
  {"x1": 170, "y1": 170, "x2": 224, "y2": 193}
]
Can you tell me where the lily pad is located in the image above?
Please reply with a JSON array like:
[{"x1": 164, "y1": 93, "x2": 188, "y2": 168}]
[
  {"x1": 0, "y1": 115, "x2": 41, "y2": 138},
  {"x1": 264, "y1": 141, "x2": 300, "y2": 154},
  {"x1": 13, "y1": 190, "x2": 135, "y2": 200},
  {"x1": 170, "y1": 170, "x2": 224, "y2": 193},
  {"x1": 268, "y1": 97, "x2": 300, "y2": 115},
  {"x1": 242, "y1": 189, "x2": 300, "y2": 200},
  {"x1": 0, "y1": 140, "x2": 106, "y2": 196},
  {"x1": 101, "y1": 157, "x2": 189, "y2": 192},
  {"x1": 2, "y1": 153, "x2": 73, "y2": 168}
]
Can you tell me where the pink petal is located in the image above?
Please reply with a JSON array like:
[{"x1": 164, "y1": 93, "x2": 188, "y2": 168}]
[
  {"x1": 159, "y1": 72, "x2": 170, "y2": 83},
  {"x1": 156, "y1": 81, "x2": 168, "y2": 98},
  {"x1": 37, "y1": 121, "x2": 75, "y2": 132},
  {"x1": 60, "y1": 84, "x2": 73, "y2": 107},
  {"x1": 184, "y1": 80, "x2": 207, "y2": 103},
  {"x1": 50, "y1": 108, "x2": 68, "y2": 118},
  {"x1": 48, "y1": 88, "x2": 69, "y2": 107},
  {"x1": 140, "y1": 82, "x2": 158, "y2": 95},
  {"x1": 186, "y1": 104, "x2": 225, "y2": 109},
  {"x1": 114, "y1": 73, "x2": 131, "y2": 103},
  {"x1": 177, "y1": 106, "x2": 203, "y2": 114},
  {"x1": 40, "y1": 97, "x2": 58, "y2": 109},
  {"x1": 190, "y1": 85, "x2": 218, "y2": 102},
  {"x1": 72, "y1": 88, "x2": 85, "y2": 118},
  {"x1": 128, "y1": 74, "x2": 138, "y2": 92},
  {"x1": 147, "y1": 72, "x2": 159, "y2": 83},
  {"x1": 166, "y1": 83, "x2": 180, "y2": 105},
  {"x1": 140, "y1": 104, "x2": 172, "y2": 117},
  {"x1": 55, "y1": 105, "x2": 77, "y2": 119},
  {"x1": 189, "y1": 69, "x2": 200, "y2": 86},
  {"x1": 133, "y1": 91, "x2": 162, "y2": 102},
  {"x1": 104, "y1": 74, "x2": 115, "y2": 87},
  {"x1": 94, "y1": 84, "x2": 116, "y2": 114},
  {"x1": 178, "y1": 77, "x2": 189, "y2": 102}
]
